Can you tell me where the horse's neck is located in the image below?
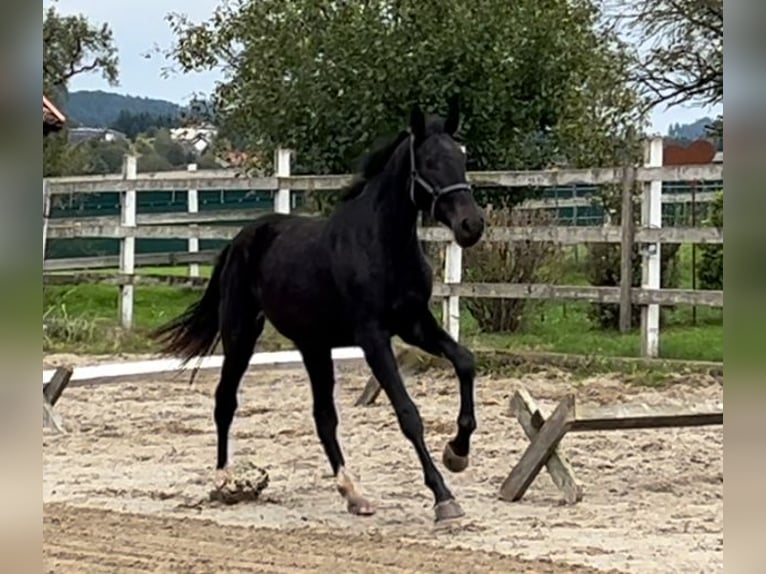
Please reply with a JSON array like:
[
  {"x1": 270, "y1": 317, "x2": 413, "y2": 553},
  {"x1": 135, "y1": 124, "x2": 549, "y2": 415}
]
[{"x1": 372, "y1": 166, "x2": 420, "y2": 250}]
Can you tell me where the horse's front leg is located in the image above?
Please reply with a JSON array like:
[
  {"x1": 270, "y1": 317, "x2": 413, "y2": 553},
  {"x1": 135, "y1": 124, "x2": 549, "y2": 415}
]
[
  {"x1": 356, "y1": 325, "x2": 464, "y2": 522},
  {"x1": 398, "y1": 309, "x2": 477, "y2": 473}
]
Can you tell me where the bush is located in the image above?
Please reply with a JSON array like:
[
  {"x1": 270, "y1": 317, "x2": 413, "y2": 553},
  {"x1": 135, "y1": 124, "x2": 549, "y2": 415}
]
[
  {"x1": 462, "y1": 206, "x2": 561, "y2": 333},
  {"x1": 697, "y1": 191, "x2": 723, "y2": 290},
  {"x1": 586, "y1": 241, "x2": 680, "y2": 329}
]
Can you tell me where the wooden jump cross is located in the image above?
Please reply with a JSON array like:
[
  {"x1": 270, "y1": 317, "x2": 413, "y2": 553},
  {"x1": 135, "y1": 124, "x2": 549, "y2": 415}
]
[
  {"x1": 43, "y1": 366, "x2": 73, "y2": 434},
  {"x1": 499, "y1": 388, "x2": 723, "y2": 504}
]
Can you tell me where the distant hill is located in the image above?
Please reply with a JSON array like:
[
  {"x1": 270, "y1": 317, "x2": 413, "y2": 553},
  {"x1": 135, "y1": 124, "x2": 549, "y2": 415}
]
[
  {"x1": 63, "y1": 90, "x2": 182, "y2": 128},
  {"x1": 667, "y1": 117, "x2": 714, "y2": 142}
]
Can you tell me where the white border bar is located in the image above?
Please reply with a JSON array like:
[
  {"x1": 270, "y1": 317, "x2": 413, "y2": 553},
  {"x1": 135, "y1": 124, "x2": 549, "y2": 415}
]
[{"x1": 42, "y1": 346, "x2": 365, "y2": 385}]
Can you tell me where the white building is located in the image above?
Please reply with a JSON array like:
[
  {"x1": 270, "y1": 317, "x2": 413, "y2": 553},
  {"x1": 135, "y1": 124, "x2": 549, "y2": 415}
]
[{"x1": 170, "y1": 124, "x2": 218, "y2": 154}]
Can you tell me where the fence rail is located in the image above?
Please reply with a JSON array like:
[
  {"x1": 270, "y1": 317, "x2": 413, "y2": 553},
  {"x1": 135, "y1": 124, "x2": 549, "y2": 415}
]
[
  {"x1": 46, "y1": 220, "x2": 723, "y2": 244},
  {"x1": 45, "y1": 163, "x2": 722, "y2": 195},
  {"x1": 43, "y1": 139, "x2": 723, "y2": 358}
]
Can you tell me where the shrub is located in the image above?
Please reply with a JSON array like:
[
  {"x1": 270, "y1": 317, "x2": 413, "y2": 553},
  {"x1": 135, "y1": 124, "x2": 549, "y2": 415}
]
[
  {"x1": 462, "y1": 206, "x2": 561, "y2": 333},
  {"x1": 585, "y1": 241, "x2": 681, "y2": 329},
  {"x1": 697, "y1": 191, "x2": 723, "y2": 290}
]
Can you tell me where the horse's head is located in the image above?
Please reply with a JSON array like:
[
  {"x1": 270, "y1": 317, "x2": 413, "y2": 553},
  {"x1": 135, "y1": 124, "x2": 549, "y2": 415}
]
[{"x1": 407, "y1": 98, "x2": 485, "y2": 248}]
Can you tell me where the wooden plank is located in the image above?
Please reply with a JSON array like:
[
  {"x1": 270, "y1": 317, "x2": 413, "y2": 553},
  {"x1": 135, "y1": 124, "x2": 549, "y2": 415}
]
[
  {"x1": 42, "y1": 347, "x2": 367, "y2": 386},
  {"x1": 49, "y1": 209, "x2": 267, "y2": 229},
  {"x1": 43, "y1": 272, "x2": 210, "y2": 288},
  {"x1": 45, "y1": 221, "x2": 723, "y2": 245},
  {"x1": 186, "y1": 163, "x2": 200, "y2": 278},
  {"x1": 443, "y1": 241, "x2": 462, "y2": 339},
  {"x1": 517, "y1": 191, "x2": 718, "y2": 210},
  {"x1": 42, "y1": 366, "x2": 73, "y2": 433},
  {"x1": 570, "y1": 412, "x2": 723, "y2": 432},
  {"x1": 43, "y1": 366, "x2": 73, "y2": 407},
  {"x1": 641, "y1": 137, "x2": 663, "y2": 358},
  {"x1": 619, "y1": 163, "x2": 636, "y2": 332},
  {"x1": 355, "y1": 374, "x2": 383, "y2": 406},
  {"x1": 119, "y1": 156, "x2": 138, "y2": 329},
  {"x1": 46, "y1": 223, "x2": 240, "y2": 240},
  {"x1": 45, "y1": 164, "x2": 723, "y2": 195},
  {"x1": 274, "y1": 148, "x2": 292, "y2": 213},
  {"x1": 43, "y1": 398, "x2": 66, "y2": 433},
  {"x1": 417, "y1": 225, "x2": 723, "y2": 245},
  {"x1": 499, "y1": 393, "x2": 576, "y2": 502},
  {"x1": 46, "y1": 175, "x2": 279, "y2": 194},
  {"x1": 510, "y1": 389, "x2": 583, "y2": 504},
  {"x1": 44, "y1": 250, "x2": 221, "y2": 271},
  {"x1": 431, "y1": 283, "x2": 723, "y2": 307},
  {"x1": 42, "y1": 272, "x2": 724, "y2": 307}
]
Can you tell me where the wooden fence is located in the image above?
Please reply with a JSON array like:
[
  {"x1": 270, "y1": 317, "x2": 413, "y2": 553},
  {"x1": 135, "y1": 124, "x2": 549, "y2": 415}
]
[{"x1": 43, "y1": 137, "x2": 723, "y2": 357}]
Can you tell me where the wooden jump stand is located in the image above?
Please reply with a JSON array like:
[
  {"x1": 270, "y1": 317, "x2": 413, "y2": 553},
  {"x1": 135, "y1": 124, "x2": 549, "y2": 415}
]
[
  {"x1": 43, "y1": 366, "x2": 73, "y2": 434},
  {"x1": 500, "y1": 388, "x2": 724, "y2": 504}
]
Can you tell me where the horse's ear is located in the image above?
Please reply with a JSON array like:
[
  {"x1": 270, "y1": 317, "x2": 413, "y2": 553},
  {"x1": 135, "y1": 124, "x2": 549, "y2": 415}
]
[
  {"x1": 409, "y1": 104, "x2": 426, "y2": 142},
  {"x1": 444, "y1": 94, "x2": 460, "y2": 136}
]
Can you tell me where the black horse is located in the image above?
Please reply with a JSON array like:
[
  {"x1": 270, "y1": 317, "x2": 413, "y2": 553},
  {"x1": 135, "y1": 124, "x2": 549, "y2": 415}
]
[{"x1": 152, "y1": 99, "x2": 486, "y2": 522}]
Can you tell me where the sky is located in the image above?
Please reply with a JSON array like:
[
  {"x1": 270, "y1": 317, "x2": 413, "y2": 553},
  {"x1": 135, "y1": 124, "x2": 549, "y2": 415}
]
[{"x1": 46, "y1": 0, "x2": 722, "y2": 134}]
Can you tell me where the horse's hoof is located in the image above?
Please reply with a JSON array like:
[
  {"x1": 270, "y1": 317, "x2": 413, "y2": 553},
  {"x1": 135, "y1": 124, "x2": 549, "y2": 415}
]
[
  {"x1": 214, "y1": 468, "x2": 231, "y2": 490},
  {"x1": 434, "y1": 499, "x2": 465, "y2": 523},
  {"x1": 442, "y1": 442, "x2": 469, "y2": 473},
  {"x1": 346, "y1": 493, "x2": 376, "y2": 516}
]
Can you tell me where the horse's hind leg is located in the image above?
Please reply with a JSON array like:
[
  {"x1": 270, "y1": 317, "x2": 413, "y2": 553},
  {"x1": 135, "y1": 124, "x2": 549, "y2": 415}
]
[
  {"x1": 300, "y1": 346, "x2": 375, "y2": 516},
  {"x1": 213, "y1": 296, "x2": 264, "y2": 486}
]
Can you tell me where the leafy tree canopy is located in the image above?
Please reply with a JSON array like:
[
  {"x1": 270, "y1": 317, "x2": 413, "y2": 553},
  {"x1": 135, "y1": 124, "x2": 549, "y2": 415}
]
[
  {"x1": 43, "y1": 0, "x2": 119, "y2": 98},
  {"x1": 167, "y1": 0, "x2": 645, "y2": 185}
]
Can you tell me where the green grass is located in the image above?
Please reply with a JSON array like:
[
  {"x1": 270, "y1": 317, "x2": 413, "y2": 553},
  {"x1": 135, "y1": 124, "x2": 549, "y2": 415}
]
[
  {"x1": 43, "y1": 241, "x2": 722, "y2": 364},
  {"x1": 461, "y1": 301, "x2": 722, "y2": 362},
  {"x1": 43, "y1": 280, "x2": 722, "y2": 363}
]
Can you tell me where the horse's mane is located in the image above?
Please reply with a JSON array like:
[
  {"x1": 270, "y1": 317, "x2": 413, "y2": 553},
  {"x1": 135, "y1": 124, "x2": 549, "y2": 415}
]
[{"x1": 340, "y1": 129, "x2": 410, "y2": 201}]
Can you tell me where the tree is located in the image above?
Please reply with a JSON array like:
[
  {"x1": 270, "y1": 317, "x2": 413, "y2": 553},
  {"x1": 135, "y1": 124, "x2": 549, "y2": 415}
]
[
  {"x1": 43, "y1": 1, "x2": 119, "y2": 97},
  {"x1": 166, "y1": 0, "x2": 647, "y2": 334},
  {"x1": 44, "y1": 1, "x2": 120, "y2": 176},
  {"x1": 166, "y1": 0, "x2": 645, "y2": 182},
  {"x1": 606, "y1": 0, "x2": 722, "y2": 110},
  {"x1": 110, "y1": 110, "x2": 180, "y2": 140}
]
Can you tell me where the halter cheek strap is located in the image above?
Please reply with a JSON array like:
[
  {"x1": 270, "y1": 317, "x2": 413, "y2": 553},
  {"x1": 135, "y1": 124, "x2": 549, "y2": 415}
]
[{"x1": 408, "y1": 134, "x2": 472, "y2": 219}]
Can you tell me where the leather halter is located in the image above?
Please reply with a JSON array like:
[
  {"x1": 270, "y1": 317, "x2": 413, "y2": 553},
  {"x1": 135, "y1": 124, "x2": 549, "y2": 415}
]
[{"x1": 408, "y1": 133, "x2": 472, "y2": 219}]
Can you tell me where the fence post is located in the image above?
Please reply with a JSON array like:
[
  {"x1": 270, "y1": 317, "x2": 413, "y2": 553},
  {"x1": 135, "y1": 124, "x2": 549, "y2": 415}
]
[
  {"x1": 640, "y1": 137, "x2": 663, "y2": 357},
  {"x1": 187, "y1": 163, "x2": 199, "y2": 277},
  {"x1": 274, "y1": 148, "x2": 292, "y2": 214},
  {"x1": 618, "y1": 160, "x2": 636, "y2": 333},
  {"x1": 441, "y1": 144, "x2": 467, "y2": 341},
  {"x1": 443, "y1": 240, "x2": 463, "y2": 341},
  {"x1": 119, "y1": 155, "x2": 138, "y2": 329},
  {"x1": 43, "y1": 179, "x2": 51, "y2": 260}
]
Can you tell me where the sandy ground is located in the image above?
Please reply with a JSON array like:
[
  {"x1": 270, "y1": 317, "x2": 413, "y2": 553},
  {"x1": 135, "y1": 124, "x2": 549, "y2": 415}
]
[{"x1": 43, "y1": 358, "x2": 723, "y2": 574}]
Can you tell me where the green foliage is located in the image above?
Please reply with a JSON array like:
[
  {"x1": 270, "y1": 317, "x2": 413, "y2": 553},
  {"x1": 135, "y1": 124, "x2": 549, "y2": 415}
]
[
  {"x1": 585, "y1": 242, "x2": 681, "y2": 329},
  {"x1": 698, "y1": 191, "x2": 723, "y2": 290},
  {"x1": 44, "y1": 131, "x2": 131, "y2": 176},
  {"x1": 462, "y1": 207, "x2": 562, "y2": 333},
  {"x1": 43, "y1": 2, "x2": 119, "y2": 96},
  {"x1": 110, "y1": 110, "x2": 181, "y2": 139},
  {"x1": 167, "y1": 0, "x2": 644, "y2": 184}
]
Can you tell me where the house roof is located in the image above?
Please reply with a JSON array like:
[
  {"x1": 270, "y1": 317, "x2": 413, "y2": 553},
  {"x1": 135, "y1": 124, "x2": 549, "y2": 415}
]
[{"x1": 43, "y1": 95, "x2": 66, "y2": 131}]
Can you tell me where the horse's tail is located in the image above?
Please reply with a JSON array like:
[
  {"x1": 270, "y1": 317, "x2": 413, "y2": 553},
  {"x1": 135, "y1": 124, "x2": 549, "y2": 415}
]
[{"x1": 151, "y1": 244, "x2": 231, "y2": 367}]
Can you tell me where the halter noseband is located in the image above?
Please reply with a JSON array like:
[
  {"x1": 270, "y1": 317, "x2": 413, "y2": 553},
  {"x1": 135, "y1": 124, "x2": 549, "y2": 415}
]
[{"x1": 408, "y1": 133, "x2": 472, "y2": 219}]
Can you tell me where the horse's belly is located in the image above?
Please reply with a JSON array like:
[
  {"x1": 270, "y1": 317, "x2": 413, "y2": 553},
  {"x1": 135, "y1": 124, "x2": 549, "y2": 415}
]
[{"x1": 258, "y1": 276, "x2": 353, "y2": 346}]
